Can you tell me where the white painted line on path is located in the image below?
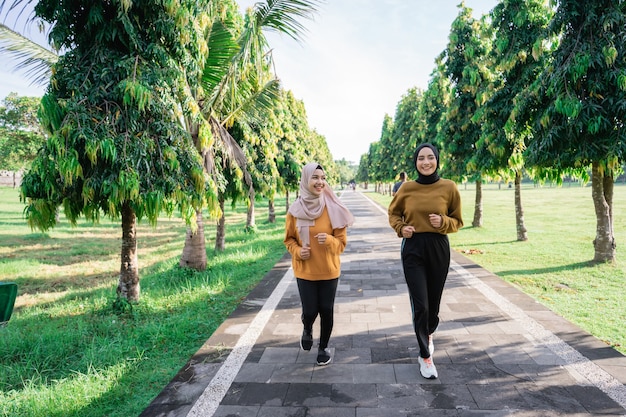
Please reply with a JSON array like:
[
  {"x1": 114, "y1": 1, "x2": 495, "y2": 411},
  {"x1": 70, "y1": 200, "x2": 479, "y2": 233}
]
[
  {"x1": 451, "y1": 261, "x2": 626, "y2": 413},
  {"x1": 360, "y1": 191, "x2": 388, "y2": 215},
  {"x1": 187, "y1": 267, "x2": 294, "y2": 417}
]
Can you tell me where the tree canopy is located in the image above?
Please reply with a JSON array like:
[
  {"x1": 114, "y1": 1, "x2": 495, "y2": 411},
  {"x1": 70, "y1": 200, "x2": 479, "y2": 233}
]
[
  {"x1": 0, "y1": 93, "x2": 45, "y2": 172},
  {"x1": 361, "y1": 0, "x2": 626, "y2": 262}
]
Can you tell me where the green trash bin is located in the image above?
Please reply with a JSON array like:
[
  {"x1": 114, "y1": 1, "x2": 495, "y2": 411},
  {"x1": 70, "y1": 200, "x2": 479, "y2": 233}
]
[{"x1": 0, "y1": 282, "x2": 18, "y2": 326}]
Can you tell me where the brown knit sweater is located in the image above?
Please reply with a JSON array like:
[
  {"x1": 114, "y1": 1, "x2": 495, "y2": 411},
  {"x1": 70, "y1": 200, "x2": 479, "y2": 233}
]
[{"x1": 388, "y1": 179, "x2": 463, "y2": 237}]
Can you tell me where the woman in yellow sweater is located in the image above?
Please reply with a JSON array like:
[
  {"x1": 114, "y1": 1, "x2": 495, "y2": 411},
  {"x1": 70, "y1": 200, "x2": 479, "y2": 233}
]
[
  {"x1": 388, "y1": 143, "x2": 463, "y2": 379},
  {"x1": 284, "y1": 163, "x2": 354, "y2": 366}
]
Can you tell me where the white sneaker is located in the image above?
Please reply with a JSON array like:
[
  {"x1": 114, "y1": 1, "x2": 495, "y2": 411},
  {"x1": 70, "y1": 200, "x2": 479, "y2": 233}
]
[
  {"x1": 418, "y1": 356, "x2": 438, "y2": 379},
  {"x1": 428, "y1": 335, "x2": 434, "y2": 355}
]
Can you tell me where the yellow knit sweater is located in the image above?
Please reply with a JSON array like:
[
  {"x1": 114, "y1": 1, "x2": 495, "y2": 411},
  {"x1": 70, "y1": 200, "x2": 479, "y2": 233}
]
[
  {"x1": 284, "y1": 207, "x2": 347, "y2": 280},
  {"x1": 388, "y1": 179, "x2": 463, "y2": 237}
]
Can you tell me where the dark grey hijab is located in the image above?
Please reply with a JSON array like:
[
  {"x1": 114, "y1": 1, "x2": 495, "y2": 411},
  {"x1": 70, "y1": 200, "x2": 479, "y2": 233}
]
[{"x1": 413, "y1": 143, "x2": 440, "y2": 185}]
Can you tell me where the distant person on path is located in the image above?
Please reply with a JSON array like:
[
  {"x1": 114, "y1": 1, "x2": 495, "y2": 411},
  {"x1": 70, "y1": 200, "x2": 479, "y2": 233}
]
[
  {"x1": 387, "y1": 143, "x2": 463, "y2": 379},
  {"x1": 392, "y1": 171, "x2": 407, "y2": 196},
  {"x1": 284, "y1": 162, "x2": 354, "y2": 366}
]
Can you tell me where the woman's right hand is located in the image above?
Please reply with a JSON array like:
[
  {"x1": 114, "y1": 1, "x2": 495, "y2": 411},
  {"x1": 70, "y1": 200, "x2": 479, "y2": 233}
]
[
  {"x1": 300, "y1": 244, "x2": 311, "y2": 260},
  {"x1": 401, "y1": 225, "x2": 415, "y2": 238}
]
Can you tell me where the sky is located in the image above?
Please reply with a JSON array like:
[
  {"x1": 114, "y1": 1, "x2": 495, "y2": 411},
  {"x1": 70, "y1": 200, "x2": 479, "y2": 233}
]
[{"x1": 1, "y1": 0, "x2": 499, "y2": 164}]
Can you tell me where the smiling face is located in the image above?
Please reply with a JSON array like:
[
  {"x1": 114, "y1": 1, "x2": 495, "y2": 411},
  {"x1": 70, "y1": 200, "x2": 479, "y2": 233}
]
[
  {"x1": 308, "y1": 168, "x2": 326, "y2": 196},
  {"x1": 415, "y1": 146, "x2": 437, "y2": 176}
]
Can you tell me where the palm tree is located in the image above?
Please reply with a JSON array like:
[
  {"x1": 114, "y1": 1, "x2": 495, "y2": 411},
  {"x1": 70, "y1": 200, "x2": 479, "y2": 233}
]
[
  {"x1": 0, "y1": 2, "x2": 58, "y2": 86},
  {"x1": 179, "y1": 0, "x2": 321, "y2": 268}
]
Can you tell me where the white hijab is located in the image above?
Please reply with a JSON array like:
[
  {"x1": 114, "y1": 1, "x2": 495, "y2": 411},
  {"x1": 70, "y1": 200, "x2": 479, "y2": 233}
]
[{"x1": 288, "y1": 162, "x2": 354, "y2": 246}]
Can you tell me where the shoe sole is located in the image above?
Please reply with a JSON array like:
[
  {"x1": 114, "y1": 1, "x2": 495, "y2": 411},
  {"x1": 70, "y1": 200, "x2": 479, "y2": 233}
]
[
  {"x1": 316, "y1": 358, "x2": 331, "y2": 366},
  {"x1": 419, "y1": 357, "x2": 438, "y2": 379},
  {"x1": 300, "y1": 333, "x2": 313, "y2": 351}
]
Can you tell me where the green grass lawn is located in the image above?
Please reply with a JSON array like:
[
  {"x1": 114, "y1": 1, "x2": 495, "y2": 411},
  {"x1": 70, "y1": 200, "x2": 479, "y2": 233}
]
[
  {"x1": 0, "y1": 186, "x2": 288, "y2": 417},
  {"x1": 367, "y1": 181, "x2": 626, "y2": 356}
]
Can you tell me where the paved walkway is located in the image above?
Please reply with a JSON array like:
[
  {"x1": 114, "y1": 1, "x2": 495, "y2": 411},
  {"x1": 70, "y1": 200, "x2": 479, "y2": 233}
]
[{"x1": 141, "y1": 191, "x2": 626, "y2": 417}]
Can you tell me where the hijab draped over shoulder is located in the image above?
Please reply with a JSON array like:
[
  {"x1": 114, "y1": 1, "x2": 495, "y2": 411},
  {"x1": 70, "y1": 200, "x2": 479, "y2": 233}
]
[{"x1": 288, "y1": 162, "x2": 354, "y2": 246}]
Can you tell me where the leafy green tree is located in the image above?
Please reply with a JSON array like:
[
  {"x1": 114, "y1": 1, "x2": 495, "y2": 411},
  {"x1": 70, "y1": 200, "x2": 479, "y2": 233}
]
[
  {"x1": 0, "y1": 94, "x2": 45, "y2": 181},
  {"x1": 334, "y1": 158, "x2": 357, "y2": 188},
  {"x1": 279, "y1": 91, "x2": 331, "y2": 192},
  {"x1": 355, "y1": 152, "x2": 371, "y2": 188},
  {"x1": 416, "y1": 58, "x2": 451, "y2": 151},
  {"x1": 388, "y1": 87, "x2": 423, "y2": 178},
  {"x1": 20, "y1": 0, "x2": 212, "y2": 302},
  {"x1": 524, "y1": 0, "x2": 626, "y2": 262},
  {"x1": 377, "y1": 114, "x2": 395, "y2": 190},
  {"x1": 272, "y1": 91, "x2": 303, "y2": 211},
  {"x1": 234, "y1": 119, "x2": 279, "y2": 227},
  {"x1": 0, "y1": 8, "x2": 57, "y2": 187},
  {"x1": 367, "y1": 115, "x2": 393, "y2": 193},
  {"x1": 475, "y1": 0, "x2": 553, "y2": 241},
  {"x1": 0, "y1": 7, "x2": 58, "y2": 187},
  {"x1": 308, "y1": 129, "x2": 336, "y2": 180},
  {"x1": 440, "y1": 3, "x2": 491, "y2": 227}
]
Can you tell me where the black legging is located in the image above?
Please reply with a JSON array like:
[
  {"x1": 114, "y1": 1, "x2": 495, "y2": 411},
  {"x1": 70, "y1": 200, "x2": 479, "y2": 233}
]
[
  {"x1": 296, "y1": 277, "x2": 339, "y2": 350},
  {"x1": 401, "y1": 232, "x2": 450, "y2": 359}
]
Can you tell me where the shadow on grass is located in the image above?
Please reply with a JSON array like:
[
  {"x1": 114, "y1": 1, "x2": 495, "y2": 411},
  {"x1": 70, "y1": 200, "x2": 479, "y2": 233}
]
[
  {"x1": 495, "y1": 261, "x2": 596, "y2": 277},
  {"x1": 1, "y1": 223, "x2": 287, "y2": 417},
  {"x1": 454, "y1": 238, "x2": 522, "y2": 246},
  {"x1": 3, "y1": 287, "x2": 218, "y2": 416}
]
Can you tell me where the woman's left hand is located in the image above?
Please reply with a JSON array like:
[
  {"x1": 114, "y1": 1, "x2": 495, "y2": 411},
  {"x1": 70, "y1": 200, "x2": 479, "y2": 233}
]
[
  {"x1": 429, "y1": 213, "x2": 443, "y2": 228},
  {"x1": 314, "y1": 233, "x2": 327, "y2": 245}
]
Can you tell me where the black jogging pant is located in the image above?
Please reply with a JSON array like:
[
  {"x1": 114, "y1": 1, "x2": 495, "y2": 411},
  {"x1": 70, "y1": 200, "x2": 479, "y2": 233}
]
[
  {"x1": 296, "y1": 277, "x2": 339, "y2": 350},
  {"x1": 401, "y1": 232, "x2": 450, "y2": 359}
]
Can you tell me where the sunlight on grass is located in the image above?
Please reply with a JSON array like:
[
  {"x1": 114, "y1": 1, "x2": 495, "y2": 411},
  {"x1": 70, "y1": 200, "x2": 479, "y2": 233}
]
[
  {"x1": 0, "y1": 187, "x2": 288, "y2": 417},
  {"x1": 1, "y1": 362, "x2": 134, "y2": 417}
]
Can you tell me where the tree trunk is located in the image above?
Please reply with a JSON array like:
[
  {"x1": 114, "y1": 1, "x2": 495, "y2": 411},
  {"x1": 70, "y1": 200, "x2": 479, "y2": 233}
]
[
  {"x1": 285, "y1": 190, "x2": 290, "y2": 213},
  {"x1": 591, "y1": 161, "x2": 615, "y2": 263},
  {"x1": 246, "y1": 200, "x2": 256, "y2": 229},
  {"x1": 118, "y1": 202, "x2": 140, "y2": 302},
  {"x1": 472, "y1": 179, "x2": 483, "y2": 227},
  {"x1": 215, "y1": 196, "x2": 226, "y2": 252},
  {"x1": 179, "y1": 209, "x2": 207, "y2": 270},
  {"x1": 268, "y1": 198, "x2": 276, "y2": 223},
  {"x1": 246, "y1": 186, "x2": 256, "y2": 231},
  {"x1": 514, "y1": 170, "x2": 528, "y2": 241},
  {"x1": 180, "y1": 124, "x2": 209, "y2": 270}
]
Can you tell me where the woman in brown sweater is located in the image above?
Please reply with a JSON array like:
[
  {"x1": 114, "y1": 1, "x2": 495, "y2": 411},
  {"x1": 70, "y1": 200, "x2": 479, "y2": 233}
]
[
  {"x1": 388, "y1": 143, "x2": 463, "y2": 379},
  {"x1": 284, "y1": 162, "x2": 354, "y2": 366}
]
